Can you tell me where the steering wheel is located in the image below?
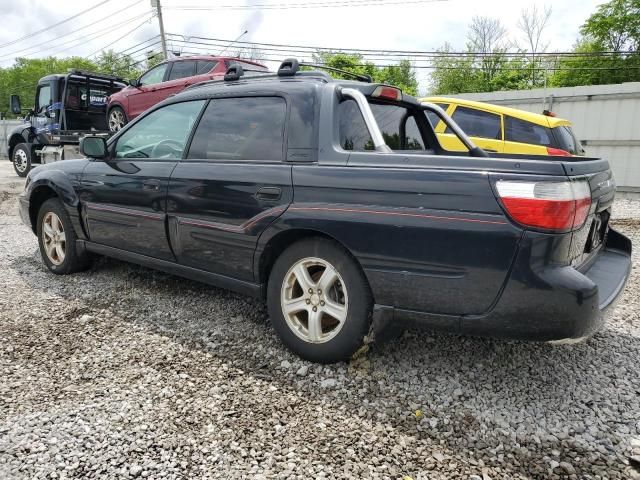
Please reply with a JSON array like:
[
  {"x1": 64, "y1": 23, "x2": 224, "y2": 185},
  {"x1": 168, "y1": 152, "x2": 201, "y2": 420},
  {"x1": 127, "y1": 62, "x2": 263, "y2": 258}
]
[{"x1": 151, "y1": 139, "x2": 184, "y2": 159}]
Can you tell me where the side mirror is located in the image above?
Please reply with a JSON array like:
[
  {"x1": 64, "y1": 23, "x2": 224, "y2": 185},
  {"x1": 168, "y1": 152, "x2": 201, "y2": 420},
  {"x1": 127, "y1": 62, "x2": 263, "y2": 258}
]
[
  {"x1": 10, "y1": 95, "x2": 21, "y2": 115},
  {"x1": 80, "y1": 136, "x2": 108, "y2": 159},
  {"x1": 128, "y1": 78, "x2": 141, "y2": 88}
]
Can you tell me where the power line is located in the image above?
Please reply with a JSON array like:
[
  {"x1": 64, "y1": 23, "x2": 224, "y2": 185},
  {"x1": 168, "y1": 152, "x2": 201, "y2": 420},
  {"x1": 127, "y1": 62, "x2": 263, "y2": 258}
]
[
  {"x1": 163, "y1": 0, "x2": 447, "y2": 10},
  {"x1": 0, "y1": 0, "x2": 112, "y2": 49},
  {"x1": 115, "y1": 35, "x2": 162, "y2": 56},
  {"x1": 165, "y1": 33, "x2": 634, "y2": 58},
  {"x1": 0, "y1": 1, "x2": 146, "y2": 61},
  {"x1": 88, "y1": 16, "x2": 155, "y2": 57}
]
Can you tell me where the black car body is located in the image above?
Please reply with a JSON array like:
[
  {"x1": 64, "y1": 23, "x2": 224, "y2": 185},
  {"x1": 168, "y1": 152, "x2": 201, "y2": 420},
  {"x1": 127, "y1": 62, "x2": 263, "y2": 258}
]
[{"x1": 18, "y1": 61, "x2": 632, "y2": 362}]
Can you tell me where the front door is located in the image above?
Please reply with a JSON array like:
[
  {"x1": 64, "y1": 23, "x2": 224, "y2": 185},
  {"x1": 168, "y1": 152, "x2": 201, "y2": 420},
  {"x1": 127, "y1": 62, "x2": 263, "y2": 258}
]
[
  {"x1": 80, "y1": 99, "x2": 206, "y2": 260},
  {"x1": 127, "y1": 63, "x2": 171, "y2": 119},
  {"x1": 167, "y1": 96, "x2": 292, "y2": 281}
]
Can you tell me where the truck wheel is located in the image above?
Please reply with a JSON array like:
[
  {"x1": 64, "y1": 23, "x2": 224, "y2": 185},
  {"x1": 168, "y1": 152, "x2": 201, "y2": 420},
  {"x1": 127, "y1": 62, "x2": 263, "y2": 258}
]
[
  {"x1": 267, "y1": 238, "x2": 372, "y2": 363},
  {"x1": 108, "y1": 106, "x2": 127, "y2": 133},
  {"x1": 37, "y1": 198, "x2": 91, "y2": 275},
  {"x1": 12, "y1": 143, "x2": 31, "y2": 177}
]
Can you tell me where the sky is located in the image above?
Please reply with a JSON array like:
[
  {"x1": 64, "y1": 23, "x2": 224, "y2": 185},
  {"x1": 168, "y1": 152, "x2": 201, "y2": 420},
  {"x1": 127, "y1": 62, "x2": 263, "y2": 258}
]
[{"x1": 0, "y1": 0, "x2": 606, "y2": 93}]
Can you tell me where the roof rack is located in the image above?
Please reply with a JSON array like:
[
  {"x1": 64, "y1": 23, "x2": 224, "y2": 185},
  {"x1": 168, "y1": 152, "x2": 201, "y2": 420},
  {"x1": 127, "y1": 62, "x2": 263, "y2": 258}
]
[
  {"x1": 273, "y1": 58, "x2": 371, "y2": 83},
  {"x1": 224, "y1": 63, "x2": 244, "y2": 81}
]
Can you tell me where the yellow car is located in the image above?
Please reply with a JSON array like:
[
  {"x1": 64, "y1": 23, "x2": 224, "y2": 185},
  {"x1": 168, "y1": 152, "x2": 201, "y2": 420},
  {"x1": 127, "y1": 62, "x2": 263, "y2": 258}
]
[{"x1": 421, "y1": 96, "x2": 585, "y2": 157}]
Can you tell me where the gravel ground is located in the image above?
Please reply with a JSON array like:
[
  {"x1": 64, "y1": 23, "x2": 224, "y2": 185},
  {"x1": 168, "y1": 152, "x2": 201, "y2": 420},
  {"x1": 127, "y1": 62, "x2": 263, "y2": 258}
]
[{"x1": 1, "y1": 161, "x2": 639, "y2": 479}]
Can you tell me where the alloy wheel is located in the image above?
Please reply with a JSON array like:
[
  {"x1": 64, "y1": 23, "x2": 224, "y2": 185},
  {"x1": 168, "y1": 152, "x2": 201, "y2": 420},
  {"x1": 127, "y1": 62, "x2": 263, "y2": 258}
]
[
  {"x1": 42, "y1": 212, "x2": 66, "y2": 265},
  {"x1": 108, "y1": 109, "x2": 125, "y2": 132},
  {"x1": 281, "y1": 257, "x2": 348, "y2": 344}
]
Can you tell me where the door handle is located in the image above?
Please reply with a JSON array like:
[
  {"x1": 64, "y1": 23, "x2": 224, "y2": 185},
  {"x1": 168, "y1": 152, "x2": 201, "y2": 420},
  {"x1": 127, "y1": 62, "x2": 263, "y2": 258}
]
[
  {"x1": 143, "y1": 179, "x2": 161, "y2": 191},
  {"x1": 256, "y1": 186, "x2": 282, "y2": 201}
]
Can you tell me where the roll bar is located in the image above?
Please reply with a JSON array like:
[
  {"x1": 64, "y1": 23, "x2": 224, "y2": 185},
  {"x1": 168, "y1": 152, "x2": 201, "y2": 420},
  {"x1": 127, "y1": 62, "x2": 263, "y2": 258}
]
[
  {"x1": 420, "y1": 102, "x2": 489, "y2": 157},
  {"x1": 338, "y1": 89, "x2": 488, "y2": 158},
  {"x1": 341, "y1": 88, "x2": 392, "y2": 153}
]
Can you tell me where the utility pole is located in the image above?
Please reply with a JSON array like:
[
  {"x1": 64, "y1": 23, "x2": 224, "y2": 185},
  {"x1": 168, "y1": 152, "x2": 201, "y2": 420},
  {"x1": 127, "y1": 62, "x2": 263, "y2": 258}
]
[{"x1": 151, "y1": 0, "x2": 168, "y2": 60}]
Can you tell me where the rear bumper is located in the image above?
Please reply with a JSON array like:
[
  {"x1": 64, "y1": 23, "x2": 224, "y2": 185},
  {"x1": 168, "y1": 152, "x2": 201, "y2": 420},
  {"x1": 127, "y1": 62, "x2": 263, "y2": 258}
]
[{"x1": 388, "y1": 228, "x2": 632, "y2": 342}]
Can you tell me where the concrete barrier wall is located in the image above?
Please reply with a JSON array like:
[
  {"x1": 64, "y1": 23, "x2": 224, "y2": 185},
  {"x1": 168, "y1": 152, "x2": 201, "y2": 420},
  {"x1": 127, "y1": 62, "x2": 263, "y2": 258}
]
[
  {"x1": 455, "y1": 82, "x2": 640, "y2": 191},
  {"x1": 0, "y1": 120, "x2": 23, "y2": 159}
]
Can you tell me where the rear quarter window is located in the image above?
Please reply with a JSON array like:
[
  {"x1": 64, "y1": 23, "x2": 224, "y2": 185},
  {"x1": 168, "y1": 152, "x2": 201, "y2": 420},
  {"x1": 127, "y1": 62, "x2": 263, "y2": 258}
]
[{"x1": 505, "y1": 116, "x2": 553, "y2": 145}]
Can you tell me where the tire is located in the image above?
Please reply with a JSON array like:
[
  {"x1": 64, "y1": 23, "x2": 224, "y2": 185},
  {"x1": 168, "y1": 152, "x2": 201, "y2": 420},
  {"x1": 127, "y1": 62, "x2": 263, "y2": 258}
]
[
  {"x1": 267, "y1": 238, "x2": 372, "y2": 363},
  {"x1": 12, "y1": 143, "x2": 31, "y2": 177},
  {"x1": 107, "y1": 106, "x2": 128, "y2": 133},
  {"x1": 36, "y1": 198, "x2": 91, "y2": 275}
]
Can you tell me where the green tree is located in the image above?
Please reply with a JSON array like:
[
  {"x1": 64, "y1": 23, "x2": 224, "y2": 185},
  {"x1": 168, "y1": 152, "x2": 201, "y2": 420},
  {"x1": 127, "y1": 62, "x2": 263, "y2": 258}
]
[
  {"x1": 581, "y1": 0, "x2": 640, "y2": 52},
  {"x1": 549, "y1": 0, "x2": 640, "y2": 87},
  {"x1": 95, "y1": 49, "x2": 144, "y2": 81},
  {"x1": 310, "y1": 52, "x2": 419, "y2": 96}
]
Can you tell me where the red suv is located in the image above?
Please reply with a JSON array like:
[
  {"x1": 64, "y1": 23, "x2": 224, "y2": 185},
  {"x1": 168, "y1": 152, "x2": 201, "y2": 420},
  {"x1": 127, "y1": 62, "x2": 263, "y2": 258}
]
[{"x1": 106, "y1": 56, "x2": 268, "y2": 132}]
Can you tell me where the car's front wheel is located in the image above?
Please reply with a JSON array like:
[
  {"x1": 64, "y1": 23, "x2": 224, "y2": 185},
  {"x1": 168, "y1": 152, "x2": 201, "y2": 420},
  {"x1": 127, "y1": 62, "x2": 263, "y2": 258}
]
[
  {"x1": 37, "y1": 198, "x2": 91, "y2": 274},
  {"x1": 108, "y1": 106, "x2": 127, "y2": 133},
  {"x1": 267, "y1": 238, "x2": 372, "y2": 363}
]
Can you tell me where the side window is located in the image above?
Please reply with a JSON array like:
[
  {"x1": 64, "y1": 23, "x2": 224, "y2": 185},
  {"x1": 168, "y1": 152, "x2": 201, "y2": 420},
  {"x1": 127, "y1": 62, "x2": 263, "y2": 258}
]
[
  {"x1": 139, "y1": 63, "x2": 168, "y2": 86},
  {"x1": 115, "y1": 100, "x2": 205, "y2": 159},
  {"x1": 338, "y1": 99, "x2": 373, "y2": 151},
  {"x1": 446, "y1": 106, "x2": 501, "y2": 139},
  {"x1": 505, "y1": 116, "x2": 553, "y2": 145},
  {"x1": 405, "y1": 116, "x2": 425, "y2": 150},
  {"x1": 425, "y1": 103, "x2": 449, "y2": 127},
  {"x1": 168, "y1": 61, "x2": 196, "y2": 81},
  {"x1": 196, "y1": 60, "x2": 217, "y2": 75},
  {"x1": 36, "y1": 84, "x2": 52, "y2": 112},
  {"x1": 187, "y1": 97, "x2": 286, "y2": 161}
]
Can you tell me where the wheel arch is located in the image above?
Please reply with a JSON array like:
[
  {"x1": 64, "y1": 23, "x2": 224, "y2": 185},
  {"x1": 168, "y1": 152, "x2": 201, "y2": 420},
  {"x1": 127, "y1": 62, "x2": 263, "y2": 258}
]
[
  {"x1": 26, "y1": 173, "x2": 83, "y2": 235},
  {"x1": 8, "y1": 132, "x2": 30, "y2": 159},
  {"x1": 28, "y1": 185, "x2": 59, "y2": 233},
  {"x1": 255, "y1": 227, "x2": 368, "y2": 293}
]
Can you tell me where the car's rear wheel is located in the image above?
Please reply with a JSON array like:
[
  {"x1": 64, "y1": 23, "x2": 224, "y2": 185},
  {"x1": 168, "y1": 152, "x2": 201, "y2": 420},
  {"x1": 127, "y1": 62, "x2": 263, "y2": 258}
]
[
  {"x1": 108, "y1": 106, "x2": 127, "y2": 133},
  {"x1": 267, "y1": 238, "x2": 372, "y2": 363},
  {"x1": 12, "y1": 143, "x2": 31, "y2": 177},
  {"x1": 37, "y1": 198, "x2": 90, "y2": 274}
]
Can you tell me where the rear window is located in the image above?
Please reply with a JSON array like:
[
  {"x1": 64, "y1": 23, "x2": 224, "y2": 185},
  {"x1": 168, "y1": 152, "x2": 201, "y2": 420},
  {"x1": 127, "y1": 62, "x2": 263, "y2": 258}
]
[
  {"x1": 553, "y1": 125, "x2": 583, "y2": 155},
  {"x1": 338, "y1": 100, "x2": 425, "y2": 151},
  {"x1": 446, "y1": 106, "x2": 501, "y2": 139},
  {"x1": 505, "y1": 116, "x2": 553, "y2": 145}
]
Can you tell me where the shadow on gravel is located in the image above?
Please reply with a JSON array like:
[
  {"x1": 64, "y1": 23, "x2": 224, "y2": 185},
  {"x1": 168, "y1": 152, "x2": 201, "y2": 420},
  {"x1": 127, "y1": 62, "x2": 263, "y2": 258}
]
[{"x1": 10, "y1": 251, "x2": 640, "y2": 478}]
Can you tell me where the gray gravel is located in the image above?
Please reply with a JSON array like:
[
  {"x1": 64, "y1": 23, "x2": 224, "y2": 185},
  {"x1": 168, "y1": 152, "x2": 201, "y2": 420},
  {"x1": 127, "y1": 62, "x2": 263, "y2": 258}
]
[{"x1": 1, "y1": 161, "x2": 639, "y2": 479}]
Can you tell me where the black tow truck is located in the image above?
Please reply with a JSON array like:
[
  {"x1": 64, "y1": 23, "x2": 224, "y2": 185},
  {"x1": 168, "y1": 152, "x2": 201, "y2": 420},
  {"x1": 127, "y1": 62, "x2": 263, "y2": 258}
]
[{"x1": 7, "y1": 70, "x2": 127, "y2": 177}]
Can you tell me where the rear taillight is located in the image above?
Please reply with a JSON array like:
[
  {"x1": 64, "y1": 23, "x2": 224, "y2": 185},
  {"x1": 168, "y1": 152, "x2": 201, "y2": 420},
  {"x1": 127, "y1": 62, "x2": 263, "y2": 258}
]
[
  {"x1": 546, "y1": 147, "x2": 571, "y2": 156},
  {"x1": 495, "y1": 180, "x2": 591, "y2": 232}
]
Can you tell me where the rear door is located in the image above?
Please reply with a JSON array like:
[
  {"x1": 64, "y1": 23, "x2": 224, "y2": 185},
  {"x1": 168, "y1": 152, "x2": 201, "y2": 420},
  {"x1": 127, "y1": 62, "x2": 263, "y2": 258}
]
[
  {"x1": 81, "y1": 100, "x2": 205, "y2": 260},
  {"x1": 167, "y1": 96, "x2": 292, "y2": 281},
  {"x1": 438, "y1": 105, "x2": 504, "y2": 153}
]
